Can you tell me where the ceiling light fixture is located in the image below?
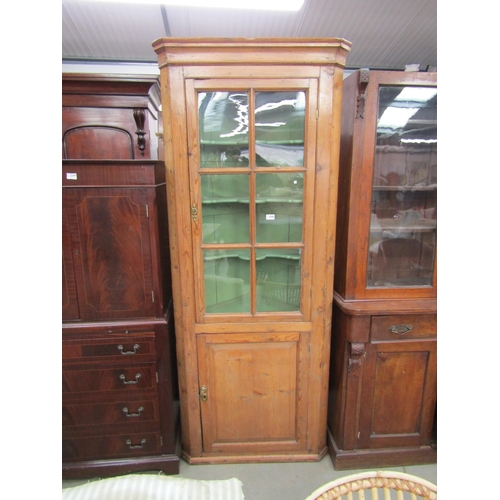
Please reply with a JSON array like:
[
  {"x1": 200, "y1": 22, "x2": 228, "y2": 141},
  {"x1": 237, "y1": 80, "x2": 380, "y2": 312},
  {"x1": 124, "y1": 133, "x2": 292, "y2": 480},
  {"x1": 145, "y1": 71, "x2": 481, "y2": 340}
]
[{"x1": 75, "y1": 0, "x2": 305, "y2": 11}]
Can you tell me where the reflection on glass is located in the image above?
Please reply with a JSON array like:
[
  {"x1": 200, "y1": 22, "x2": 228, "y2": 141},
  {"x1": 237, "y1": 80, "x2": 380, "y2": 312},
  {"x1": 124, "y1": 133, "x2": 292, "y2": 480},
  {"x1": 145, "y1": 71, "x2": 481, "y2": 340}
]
[
  {"x1": 255, "y1": 91, "x2": 305, "y2": 166},
  {"x1": 204, "y1": 249, "x2": 250, "y2": 313},
  {"x1": 201, "y1": 174, "x2": 249, "y2": 243},
  {"x1": 255, "y1": 173, "x2": 303, "y2": 243},
  {"x1": 367, "y1": 86, "x2": 437, "y2": 287},
  {"x1": 198, "y1": 92, "x2": 249, "y2": 168},
  {"x1": 256, "y1": 249, "x2": 301, "y2": 312}
]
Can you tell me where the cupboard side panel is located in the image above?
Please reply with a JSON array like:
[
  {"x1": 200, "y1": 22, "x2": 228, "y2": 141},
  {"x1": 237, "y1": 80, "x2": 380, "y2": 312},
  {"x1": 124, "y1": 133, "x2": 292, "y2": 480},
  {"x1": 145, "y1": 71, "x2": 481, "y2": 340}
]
[
  {"x1": 306, "y1": 66, "x2": 343, "y2": 453},
  {"x1": 334, "y1": 71, "x2": 358, "y2": 298},
  {"x1": 159, "y1": 64, "x2": 202, "y2": 457}
]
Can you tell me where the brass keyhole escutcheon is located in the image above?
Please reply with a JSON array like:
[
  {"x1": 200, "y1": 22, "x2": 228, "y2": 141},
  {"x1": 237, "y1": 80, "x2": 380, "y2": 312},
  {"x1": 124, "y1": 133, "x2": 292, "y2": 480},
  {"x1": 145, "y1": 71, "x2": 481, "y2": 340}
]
[
  {"x1": 191, "y1": 204, "x2": 198, "y2": 222},
  {"x1": 200, "y1": 385, "x2": 208, "y2": 402}
]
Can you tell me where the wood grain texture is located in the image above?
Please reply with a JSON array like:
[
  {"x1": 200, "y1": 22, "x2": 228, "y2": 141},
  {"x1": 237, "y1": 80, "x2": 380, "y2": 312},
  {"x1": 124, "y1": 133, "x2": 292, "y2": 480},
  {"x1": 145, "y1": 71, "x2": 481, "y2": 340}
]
[
  {"x1": 153, "y1": 38, "x2": 352, "y2": 68},
  {"x1": 64, "y1": 187, "x2": 157, "y2": 321},
  {"x1": 62, "y1": 74, "x2": 161, "y2": 160},
  {"x1": 335, "y1": 70, "x2": 437, "y2": 301},
  {"x1": 62, "y1": 74, "x2": 179, "y2": 478},
  {"x1": 154, "y1": 39, "x2": 351, "y2": 462},
  {"x1": 328, "y1": 304, "x2": 437, "y2": 467},
  {"x1": 358, "y1": 339, "x2": 437, "y2": 450},
  {"x1": 197, "y1": 332, "x2": 310, "y2": 455}
]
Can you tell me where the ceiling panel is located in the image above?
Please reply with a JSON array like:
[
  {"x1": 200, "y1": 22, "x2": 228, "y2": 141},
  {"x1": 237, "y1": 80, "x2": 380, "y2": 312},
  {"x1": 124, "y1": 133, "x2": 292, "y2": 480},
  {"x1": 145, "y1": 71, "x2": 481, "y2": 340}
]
[{"x1": 62, "y1": 0, "x2": 437, "y2": 70}]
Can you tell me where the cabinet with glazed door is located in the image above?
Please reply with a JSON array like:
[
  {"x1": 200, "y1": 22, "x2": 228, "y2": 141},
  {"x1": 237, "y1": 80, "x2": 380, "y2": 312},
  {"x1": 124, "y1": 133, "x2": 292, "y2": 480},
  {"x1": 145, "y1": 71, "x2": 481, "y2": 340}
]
[
  {"x1": 328, "y1": 69, "x2": 437, "y2": 469},
  {"x1": 152, "y1": 38, "x2": 352, "y2": 463}
]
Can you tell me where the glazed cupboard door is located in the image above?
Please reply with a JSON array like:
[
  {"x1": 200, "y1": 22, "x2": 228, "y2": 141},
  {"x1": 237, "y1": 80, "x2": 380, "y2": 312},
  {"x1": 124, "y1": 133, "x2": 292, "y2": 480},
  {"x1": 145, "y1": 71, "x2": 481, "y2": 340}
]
[
  {"x1": 337, "y1": 71, "x2": 437, "y2": 301},
  {"x1": 367, "y1": 82, "x2": 437, "y2": 292},
  {"x1": 187, "y1": 81, "x2": 317, "y2": 320}
]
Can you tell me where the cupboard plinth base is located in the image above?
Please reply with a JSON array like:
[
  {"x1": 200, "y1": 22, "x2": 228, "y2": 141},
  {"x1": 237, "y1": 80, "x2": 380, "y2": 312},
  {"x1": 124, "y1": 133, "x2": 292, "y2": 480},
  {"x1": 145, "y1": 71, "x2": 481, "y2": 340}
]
[
  {"x1": 327, "y1": 431, "x2": 436, "y2": 471},
  {"x1": 62, "y1": 454, "x2": 180, "y2": 480},
  {"x1": 182, "y1": 447, "x2": 328, "y2": 465}
]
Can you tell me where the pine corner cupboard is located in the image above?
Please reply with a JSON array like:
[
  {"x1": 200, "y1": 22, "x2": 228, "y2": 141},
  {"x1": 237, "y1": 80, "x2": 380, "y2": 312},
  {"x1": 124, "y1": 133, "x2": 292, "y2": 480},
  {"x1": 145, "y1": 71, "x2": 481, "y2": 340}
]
[
  {"x1": 152, "y1": 38, "x2": 352, "y2": 463},
  {"x1": 62, "y1": 74, "x2": 180, "y2": 478},
  {"x1": 327, "y1": 69, "x2": 437, "y2": 469}
]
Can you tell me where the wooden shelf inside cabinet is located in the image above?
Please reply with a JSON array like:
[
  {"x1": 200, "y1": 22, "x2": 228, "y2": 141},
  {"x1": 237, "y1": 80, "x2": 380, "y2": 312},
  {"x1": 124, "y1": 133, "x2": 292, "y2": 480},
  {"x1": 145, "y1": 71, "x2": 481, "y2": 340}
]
[{"x1": 372, "y1": 185, "x2": 437, "y2": 191}]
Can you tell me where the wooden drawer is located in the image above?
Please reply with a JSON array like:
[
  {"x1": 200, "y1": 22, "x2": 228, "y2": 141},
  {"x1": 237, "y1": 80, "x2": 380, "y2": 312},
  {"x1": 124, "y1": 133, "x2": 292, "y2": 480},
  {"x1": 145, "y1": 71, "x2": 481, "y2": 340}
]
[
  {"x1": 62, "y1": 432, "x2": 161, "y2": 461},
  {"x1": 62, "y1": 334, "x2": 156, "y2": 364},
  {"x1": 370, "y1": 314, "x2": 436, "y2": 341},
  {"x1": 63, "y1": 398, "x2": 159, "y2": 427},
  {"x1": 62, "y1": 161, "x2": 165, "y2": 187},
  {"x1": 62, "y1": 365, "x2": 157, "y2": 395}
]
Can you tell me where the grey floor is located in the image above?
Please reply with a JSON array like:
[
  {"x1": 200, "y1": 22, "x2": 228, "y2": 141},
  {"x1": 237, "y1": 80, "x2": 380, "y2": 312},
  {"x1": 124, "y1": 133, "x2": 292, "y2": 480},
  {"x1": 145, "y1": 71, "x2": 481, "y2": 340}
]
[{"x1": 62, "y1": 456, "x2": 437, "y2": 499}]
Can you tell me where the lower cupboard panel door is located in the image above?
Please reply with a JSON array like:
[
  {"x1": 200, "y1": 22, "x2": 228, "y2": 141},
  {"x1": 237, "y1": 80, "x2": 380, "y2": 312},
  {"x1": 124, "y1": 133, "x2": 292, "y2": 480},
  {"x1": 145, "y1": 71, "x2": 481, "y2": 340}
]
[
  {"x1": 358, "y1": 340, "x2": 437, "y2": 449},
  {"x1": 196, "y1": 332, "x2": 310, "y2": 455}
]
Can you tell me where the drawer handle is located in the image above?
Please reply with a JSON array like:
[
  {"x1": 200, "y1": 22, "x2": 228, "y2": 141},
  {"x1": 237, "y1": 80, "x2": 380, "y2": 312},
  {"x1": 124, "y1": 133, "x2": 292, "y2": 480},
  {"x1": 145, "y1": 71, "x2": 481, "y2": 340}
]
[
  {"x1": 117, "y1": 344, "x2": 140, "y2": 355},
  {"x1": 389, "y1": 324, "x2": 413, "y2": 335},
  {"x1": 122, "y1": 406, "x2": 144, "y2": 418},
  {"x1": 119, "y1": 373, "x2": 142, "y2": 385},
  {"x1": 126, "y1": 438, "x2": 146, "y2": 449}
]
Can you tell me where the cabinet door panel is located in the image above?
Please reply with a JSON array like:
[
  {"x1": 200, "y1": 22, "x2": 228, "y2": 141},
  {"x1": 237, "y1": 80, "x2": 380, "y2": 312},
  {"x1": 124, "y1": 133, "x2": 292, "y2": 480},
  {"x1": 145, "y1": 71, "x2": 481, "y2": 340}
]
[
  {"x1": 62, "y1": 206, "x2": 80, "y2": 321},
  {"x1": 358, "y1": 340, "x2": 436, "y2": 449},
  {"x1": 188, "y1": 81, "x2": 316, "y2": 321},
  {"x1": 64, "y1": 188, "x2": 155, "y2": 320},
  {"x1": 197, "y1": 332, "x2": 309, "y2": 454}
]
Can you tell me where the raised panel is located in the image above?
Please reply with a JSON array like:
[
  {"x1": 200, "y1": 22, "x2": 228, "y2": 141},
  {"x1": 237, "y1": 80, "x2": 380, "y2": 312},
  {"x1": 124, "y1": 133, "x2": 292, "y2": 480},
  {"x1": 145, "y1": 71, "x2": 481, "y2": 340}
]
[
  {"x1": 372, "y1": 351, "x2": 428, "y2": 434},
  {"x1": 197, "y1": 332, "x2": 309, "y2": 455},
  {"x1": 64, "y1": 188, "x2": 156, "y2": 321},
  {"x1": 63, "y1": 126, "x2": 134, "y2": 159},
  {"x1": 358, "y1": 340, "x2": 436, "y2": 449}
]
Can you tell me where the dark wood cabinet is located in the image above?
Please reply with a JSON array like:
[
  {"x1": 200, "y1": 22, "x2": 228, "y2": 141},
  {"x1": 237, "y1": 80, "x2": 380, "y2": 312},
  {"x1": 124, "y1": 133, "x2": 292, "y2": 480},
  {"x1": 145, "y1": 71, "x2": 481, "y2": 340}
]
[
  {"x1": 62, "y1": 75, "x2": 179, "y2": 479},
  {"x1": 62, "y1": 74, "x2": 162, "y2": 160},
  {"x1": 62, "y1": 161, "x2": 168, "y2": 322},
  {"x1": 327, "y1": 70, "x2": 437, "y2": 469}
]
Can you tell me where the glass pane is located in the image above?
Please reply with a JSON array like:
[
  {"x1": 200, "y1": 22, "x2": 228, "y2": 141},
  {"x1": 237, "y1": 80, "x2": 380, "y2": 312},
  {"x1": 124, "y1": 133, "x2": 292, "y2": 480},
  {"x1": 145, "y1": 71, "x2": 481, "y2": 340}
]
[
  {"x1": 204, "y1": 249, "x2": 250, "y2": 313},
  {"x1": 255, "y1": 173, "x2": 303, "y2": 243},
  {"x1": 367, "y1": 85, "x2": 437, "y2": 287},
  {"x1": 198, "y1": 92, "x2": 249, "y2": 168},
  {"x1": 256, "y1": 249, "x2": 301, "y2": 312},
  {"x1": 255, "y1": 91, "x2": 305, "y2": 166},
  {"x1": 202, "y1": 174, "x2": 249, "y2": 243}
]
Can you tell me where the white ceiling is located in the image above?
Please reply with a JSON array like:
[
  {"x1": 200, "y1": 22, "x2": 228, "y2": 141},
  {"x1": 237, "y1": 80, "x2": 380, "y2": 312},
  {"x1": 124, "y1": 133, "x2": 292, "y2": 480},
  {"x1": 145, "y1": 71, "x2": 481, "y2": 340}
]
[{"x1": 62, "y1": 0, "x2": 437, "y2": 71}]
